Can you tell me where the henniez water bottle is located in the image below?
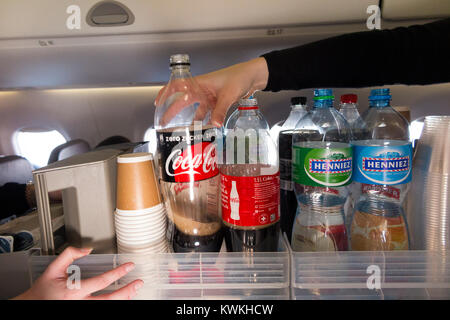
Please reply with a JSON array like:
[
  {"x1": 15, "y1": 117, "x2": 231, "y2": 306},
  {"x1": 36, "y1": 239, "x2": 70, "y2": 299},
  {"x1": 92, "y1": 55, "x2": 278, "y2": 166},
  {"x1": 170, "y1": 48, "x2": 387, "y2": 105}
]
[
  {"x1": 350, "y1": 88, "x2": 411, "y2": 251},
  {"x1": 154, "y1": 54, "x2": 223, "y2": 253},
  {"x1": 220, "y1": 96, "x2": 280, "y2": 252},
  {"x1": 291, "y1": 89, "x2": 352, "y2": 252},
  {"x1": 338, "y1": 94, "x2": 368, "y2": 140},
  {"x1": 278, "y1": 97, "x2": 308, "y2": 242}
]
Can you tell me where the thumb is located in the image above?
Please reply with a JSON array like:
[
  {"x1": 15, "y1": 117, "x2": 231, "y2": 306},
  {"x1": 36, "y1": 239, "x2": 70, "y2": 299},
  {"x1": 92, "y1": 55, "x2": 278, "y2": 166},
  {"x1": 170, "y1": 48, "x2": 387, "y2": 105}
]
[
  {"x1": 44, "y1": 247, "x2": 93, "y2": 279},
  {"x1": 210, "y1": 91, "x2": 240, "y2": 128}
]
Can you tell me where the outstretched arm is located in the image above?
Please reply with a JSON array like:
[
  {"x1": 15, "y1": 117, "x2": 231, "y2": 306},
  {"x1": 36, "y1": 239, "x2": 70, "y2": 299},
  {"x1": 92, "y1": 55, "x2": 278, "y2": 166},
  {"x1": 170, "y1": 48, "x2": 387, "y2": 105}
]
[
  {"x1": 156, "y1": 18, "x2": 450, "y2": 127},
  {"x1": 263, "y1": 18, "x2": 450, "y2": 91}
]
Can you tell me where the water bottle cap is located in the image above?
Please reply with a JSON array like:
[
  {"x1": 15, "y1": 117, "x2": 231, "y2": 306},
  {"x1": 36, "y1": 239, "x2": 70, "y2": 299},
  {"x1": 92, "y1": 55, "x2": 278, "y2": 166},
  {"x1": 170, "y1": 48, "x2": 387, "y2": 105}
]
[
  {"x1": 313, "y1": 89, "x2": 334, "y2": 101},
  {"x1": 238, "y1": 97, "x2": 258, "y2": 108},
  {"x1": 340, "y1": 94, "x2": 358, "y2": 104},
  {"x1": 170, "y1": 54, "x2": 190, "y2": 66},
  {"x1": 291, "y1": 96, "x2": 307, "y2": 105},
  {"x1": 369, "y1": 88, "x2": 391, "y2": 101}
]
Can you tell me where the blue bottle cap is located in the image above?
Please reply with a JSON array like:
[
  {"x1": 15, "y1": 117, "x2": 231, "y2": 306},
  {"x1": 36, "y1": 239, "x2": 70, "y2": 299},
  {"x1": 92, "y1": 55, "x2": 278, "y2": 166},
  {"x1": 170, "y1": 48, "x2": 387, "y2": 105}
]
[
  {"x1": 369, "y1": 88, "x2": 391, "y2": 101},
  {"x1": 313, "y1": 89, "x2": 334, "y2": 100}
]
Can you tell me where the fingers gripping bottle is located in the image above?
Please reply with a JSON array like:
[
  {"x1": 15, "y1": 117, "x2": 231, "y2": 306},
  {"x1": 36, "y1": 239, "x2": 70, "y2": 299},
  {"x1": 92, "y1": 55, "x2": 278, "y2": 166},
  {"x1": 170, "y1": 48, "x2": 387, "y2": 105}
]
[
  {"x1": 350, "y1": 89, "x2": 411, "y2": 251},
  {"x1": 291, "y1": 89, "x2": 352, "y2": 252},
  {"x1": 154, "y1": 54, "x2": 223, "y2": 253},
  {"x1": 221, "y1": 96, "x2": 280, "y2": 252}
]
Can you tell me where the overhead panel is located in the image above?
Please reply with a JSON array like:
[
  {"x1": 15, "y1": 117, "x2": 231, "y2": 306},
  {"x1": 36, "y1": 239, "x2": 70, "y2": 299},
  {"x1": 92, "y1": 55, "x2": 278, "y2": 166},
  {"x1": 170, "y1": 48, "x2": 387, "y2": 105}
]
[
  {"x1": 0, "y1": 0, "x2": 383, "y2": 89},
  {"x1": 0, "y1": 0, "x2": 377, "y2": 40},
  {"x1": 382, "y1": 0, "x2": 450, "y2": 20}
]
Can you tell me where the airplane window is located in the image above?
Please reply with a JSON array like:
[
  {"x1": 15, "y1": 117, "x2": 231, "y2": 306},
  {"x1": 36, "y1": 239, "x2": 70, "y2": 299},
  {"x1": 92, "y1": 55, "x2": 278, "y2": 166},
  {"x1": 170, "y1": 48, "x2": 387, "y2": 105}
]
[
  {"x1": 15, "y1": 129, "x2": 67, "y2": 168},
  {"x1": 143, "y1": 127, "x2": 157, "y2": 156}
]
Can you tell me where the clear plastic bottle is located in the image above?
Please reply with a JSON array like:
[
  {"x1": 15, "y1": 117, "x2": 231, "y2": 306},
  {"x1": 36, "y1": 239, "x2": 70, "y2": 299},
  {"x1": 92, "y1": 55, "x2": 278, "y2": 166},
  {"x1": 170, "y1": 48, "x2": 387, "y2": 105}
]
[
  {"x1": 291, "y1": 89, "x2": 351, "y2": 252},
  {"x1": 338, "y1": 94, "x2": 369, "y2": 230},
  {"x1": 269, "y1": 120, "x2": 283, "y2": 146},
  {"x1": 154, "y1": 54, "x2": 223, "y2": 253},
  {"x1": 277, "y1": 97, "x2": 308, "y2": 242},
  {"x1": 221, "y1": 96, "x2": 280, "y2": 252},
  {"x1": 270, "y1": 97, "x2": 309, "y2": 146},
  {"x1": 350, "y1": 88, "x2": 411, "y2": 251},
  {"x1": 338, "y1": 94, "x2": 369, "y2": 140},
  {"x1": 225, "y1": 97, "x2": 269, "y2": 131}
]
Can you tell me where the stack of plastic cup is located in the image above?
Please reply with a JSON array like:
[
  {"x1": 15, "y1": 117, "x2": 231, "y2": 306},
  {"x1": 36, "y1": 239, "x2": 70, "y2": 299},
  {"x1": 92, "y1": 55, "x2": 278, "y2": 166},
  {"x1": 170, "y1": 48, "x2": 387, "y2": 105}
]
[
  {"x1": 115, "y1": 152, "x2": 168, "y2": 254},
  {"x1": 407, "y1": 116, "x2": 450, "y2": 252}
]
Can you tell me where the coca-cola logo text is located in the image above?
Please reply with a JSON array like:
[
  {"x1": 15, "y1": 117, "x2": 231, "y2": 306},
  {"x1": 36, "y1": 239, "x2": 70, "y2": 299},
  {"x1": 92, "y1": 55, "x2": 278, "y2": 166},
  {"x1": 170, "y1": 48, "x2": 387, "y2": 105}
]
[{"x1": 165, "y1": 142, "x2": 218, "y2": 182}]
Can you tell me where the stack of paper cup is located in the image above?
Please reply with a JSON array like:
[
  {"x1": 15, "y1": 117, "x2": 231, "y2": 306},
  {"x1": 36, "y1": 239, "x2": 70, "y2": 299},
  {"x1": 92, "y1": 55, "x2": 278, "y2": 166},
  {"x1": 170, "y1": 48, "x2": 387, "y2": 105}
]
[{"x1": 115, "y1": 152, "x2": 168, "y2": 254}]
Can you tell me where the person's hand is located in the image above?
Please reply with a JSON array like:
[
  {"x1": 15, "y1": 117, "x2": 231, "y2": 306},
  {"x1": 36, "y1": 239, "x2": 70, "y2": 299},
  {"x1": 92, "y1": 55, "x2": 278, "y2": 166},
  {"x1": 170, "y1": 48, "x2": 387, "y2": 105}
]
[
  {"x1": 155, "y1": 57, "x2": 269, "y2": 127},
  {"x1": 13, "y1": 247, "x2": 144, "y2": 300}
]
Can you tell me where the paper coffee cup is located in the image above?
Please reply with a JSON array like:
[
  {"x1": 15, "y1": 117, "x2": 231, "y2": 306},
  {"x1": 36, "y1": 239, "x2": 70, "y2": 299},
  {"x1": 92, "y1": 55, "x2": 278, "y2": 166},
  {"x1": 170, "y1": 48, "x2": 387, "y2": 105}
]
[
  {"x1": 117, "y1": 235, "x2": 165, "y2": 246},
  {"x1": 115, "y1": 211, "x2": 166, "y2": 222},
  {"x1": 115, "y1": 214, "x2": 166, "y2": 227},
  {"x1": 116, "y1": 233, "x2": 165, "y2": 245},
  {"x1": 115, "y1": 226, "x2": 166, "y2": 241},
  {"x1": 115, "y1": 204, "x2": 165, "y2": 217},
  {"x1": 115, "y1": 208, "x2": 166, "y2": 221},
  {"x1": 115, "y1": 223, "x2": 166, "y2": 235},
  {"x1": 118, "y1": 240, "x2": 167, "y2": 252},
  {"x1": 116, "y1": 152, "x2": 161, "y2": 210},
  {"x1": 115, "y1": 222, "x2": 166, "y2": 235}
]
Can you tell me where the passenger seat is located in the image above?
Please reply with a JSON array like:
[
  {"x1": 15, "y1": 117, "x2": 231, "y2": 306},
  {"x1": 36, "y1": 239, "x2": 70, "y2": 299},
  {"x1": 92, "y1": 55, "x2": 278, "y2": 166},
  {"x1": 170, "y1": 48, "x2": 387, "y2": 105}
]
[
  {"x1": 0, "y1": 155, "x2": 34, "y2": 186},
  {"x1": 47, "y1": 139, "x2": 91, "y2": 164}
]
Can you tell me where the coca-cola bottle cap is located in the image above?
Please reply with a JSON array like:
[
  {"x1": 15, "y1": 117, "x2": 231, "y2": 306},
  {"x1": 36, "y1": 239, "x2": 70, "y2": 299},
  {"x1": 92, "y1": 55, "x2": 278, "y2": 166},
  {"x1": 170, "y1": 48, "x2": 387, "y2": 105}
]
[
  {"x1": 238, "y1": 96, "x2": 258, "y2": 109},
  {"x1": 170, "y1": 54, "x2": 190, "y2": 67}
]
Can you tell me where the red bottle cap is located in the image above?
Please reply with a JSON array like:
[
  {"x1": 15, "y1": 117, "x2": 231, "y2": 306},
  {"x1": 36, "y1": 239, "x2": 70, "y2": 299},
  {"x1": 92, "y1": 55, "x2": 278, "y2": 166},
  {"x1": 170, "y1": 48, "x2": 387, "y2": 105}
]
[{"x1": 340, "y1": 94, "x2": 358, "y2": 104}]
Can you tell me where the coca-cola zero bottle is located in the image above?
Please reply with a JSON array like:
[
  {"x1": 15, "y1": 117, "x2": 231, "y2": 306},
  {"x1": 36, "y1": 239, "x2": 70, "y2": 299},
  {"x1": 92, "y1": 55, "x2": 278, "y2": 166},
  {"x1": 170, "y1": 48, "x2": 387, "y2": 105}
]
[
  {"x1": 154, "y1": 54, "x2": 223, "y2": 253},
  {"x1": 277, "y1": 97, "x2": 308, "y2": 242}
]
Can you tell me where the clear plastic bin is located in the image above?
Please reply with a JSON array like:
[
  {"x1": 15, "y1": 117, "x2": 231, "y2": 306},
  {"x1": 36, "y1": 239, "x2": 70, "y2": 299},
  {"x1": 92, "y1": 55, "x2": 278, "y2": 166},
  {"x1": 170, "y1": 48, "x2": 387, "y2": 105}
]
[
  {"x1": 28, "y1": 238, "x2": 450, "y2": 300},
  {"x1": 29, "y1": 236, "x2": 290, "y2": 300},
  {"x1": 291, "y1": 250, "x2": 450, "y2": 300}
]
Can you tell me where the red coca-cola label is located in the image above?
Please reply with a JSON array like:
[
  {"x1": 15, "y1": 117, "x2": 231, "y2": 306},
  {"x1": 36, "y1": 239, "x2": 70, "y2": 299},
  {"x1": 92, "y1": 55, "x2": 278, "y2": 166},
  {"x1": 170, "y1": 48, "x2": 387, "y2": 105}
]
[
  {"x1": 157, "y1": 128, "x2": 218, "y2": 183},
  {"x1": 221, "y1": 172, "x2": 280, "y2": 227}
]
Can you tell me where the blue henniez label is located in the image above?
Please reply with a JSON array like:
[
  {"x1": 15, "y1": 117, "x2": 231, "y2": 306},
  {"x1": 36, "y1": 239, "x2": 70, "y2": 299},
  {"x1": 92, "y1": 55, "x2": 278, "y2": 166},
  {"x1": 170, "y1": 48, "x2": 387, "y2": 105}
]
[{"x1": 352, "y1": 142, "x2": 412, "y2": 185}]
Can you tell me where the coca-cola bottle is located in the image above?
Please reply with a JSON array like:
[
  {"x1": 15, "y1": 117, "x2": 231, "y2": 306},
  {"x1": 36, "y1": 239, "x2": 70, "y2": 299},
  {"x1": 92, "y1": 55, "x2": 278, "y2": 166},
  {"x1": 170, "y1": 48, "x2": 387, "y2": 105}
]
[
  {"x1": 221, "y1": 96, "x2": 280, "y2": 252},
  {"x1": 277, "y1": 97, "x2": 308, "y2": 242},
  {"x1": 154, "y1": 54, "x2": 223, "y2": 253}
]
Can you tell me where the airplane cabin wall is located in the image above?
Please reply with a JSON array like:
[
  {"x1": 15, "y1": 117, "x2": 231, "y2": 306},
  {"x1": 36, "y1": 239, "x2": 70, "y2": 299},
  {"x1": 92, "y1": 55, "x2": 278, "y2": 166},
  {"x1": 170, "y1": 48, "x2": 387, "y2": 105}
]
[
  {"x1": 0, "y1": 87, "x2": 159, "y2": 156},
  {"x1": 1, "y1": 82, "x2": 449, "y2": 157}
]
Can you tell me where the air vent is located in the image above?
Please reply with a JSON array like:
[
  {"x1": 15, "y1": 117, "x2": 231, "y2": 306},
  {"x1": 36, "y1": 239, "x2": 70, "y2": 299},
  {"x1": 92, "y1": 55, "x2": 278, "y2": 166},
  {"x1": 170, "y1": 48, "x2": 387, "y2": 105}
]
[{"x1": 86, "y1": 1, "x2": 135, "y2": 27}]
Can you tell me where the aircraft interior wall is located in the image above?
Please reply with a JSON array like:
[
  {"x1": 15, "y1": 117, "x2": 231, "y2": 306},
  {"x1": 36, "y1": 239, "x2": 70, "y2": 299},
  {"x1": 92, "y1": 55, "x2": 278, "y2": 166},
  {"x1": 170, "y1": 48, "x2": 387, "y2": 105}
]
[{"x1": 1, "y1": 82, "x2": 449, "y2": 158}]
